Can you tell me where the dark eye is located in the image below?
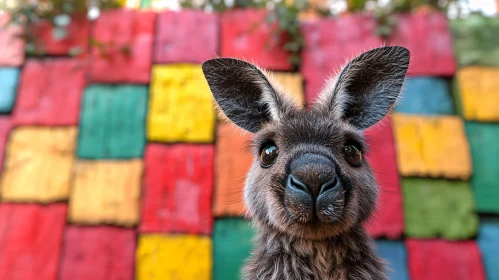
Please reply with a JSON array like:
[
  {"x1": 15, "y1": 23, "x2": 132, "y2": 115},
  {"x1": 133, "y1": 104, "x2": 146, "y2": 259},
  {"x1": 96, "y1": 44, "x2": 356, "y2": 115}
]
[
  {"x1": 343, "y1": 145, "x2": 362, "y2": 167},
  {"x1": 260, "y1": 143, "x2": 279, "y2": 168}
]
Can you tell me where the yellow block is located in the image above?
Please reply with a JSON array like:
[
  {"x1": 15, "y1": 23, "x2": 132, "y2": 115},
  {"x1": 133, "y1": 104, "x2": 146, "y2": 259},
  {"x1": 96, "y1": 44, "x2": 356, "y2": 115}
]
[
  {"x1": 393, "y1": 114, "x2": 472, "y2": 180},
  {"x1": 458, "y1": 67, "x2": 499, "y2": 121},
  {"x1": 0, "y1": 127, "x2": 77, "y2": 203},
  {"x1": 271, "y1": 72, "x2": 306, "y2": 107},
  {"x1": 136, "y1": 234, "x2": 212, "y2": 280},
  {"x1": 147, "y1": 64, "x2": 216, "y2": 143},
  {"x1": 68, "y1": 160, "x2": 142, "y2": 226}
]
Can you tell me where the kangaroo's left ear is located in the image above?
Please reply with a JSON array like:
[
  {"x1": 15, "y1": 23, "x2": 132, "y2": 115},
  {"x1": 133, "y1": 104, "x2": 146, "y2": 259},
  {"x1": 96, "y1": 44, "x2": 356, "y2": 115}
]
[{"x1": 314, "y1": 46, "x2": 410, "y2": 130}]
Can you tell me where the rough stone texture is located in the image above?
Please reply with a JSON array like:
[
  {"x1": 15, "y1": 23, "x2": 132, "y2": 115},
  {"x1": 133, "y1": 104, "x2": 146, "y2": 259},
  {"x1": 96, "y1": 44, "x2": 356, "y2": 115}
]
[
  {"x1": 141, "y1": 144, "x2": 214, "y2": 234},
  {"x1": 136, "y1": 234, "x2": 212, "y2": 280},
  {"x1": 402, "y1": 178, "x2": 478, "y2": 240},
  {"x1": 0, "y1": 203, "x2": 67, "y2": 280},
  {"x1": 155, "y1": 11, "x2": 219, "y2": 63},
  {"x1": 213, "y1": 122, "x2": 253, "y2": 217},
  {"x1": 393, "y1": 114, "x2": 472, "y2": 180},
  {"x1": 68, "y1": 160, "x2": 143, "y2": 226},
  {"x1": 363, "y1": 117, "x2": 404, "y2": 239},
  {"x1": 388, "y1": 12, "x2": 457, "y2": 76},
  {"x1": 477, "y1": 218, "x2": 499, "y2": 280},
  {"x1": 301, "y1": 14, "x2": 383, "y2": 103},
  {"x1": 0, "y1": 68, "x2": 19, "y2": 113},
  {"x1": 0, "y1": 127, "x2": 77, "y2": 203},
  {"x1": 221, "y1": 9, "x2": 292, "y2": 71},
  {"x1": 406, "y1": 239, "x2": 486, "y2": 280},
  {"x1": 77, "y1": 85, "x2": 147, "y2": 159},
  {"x1": 375, "y1": 240, "x2": 409, "y2": 280},
  {"x1": 0, "y1": 14, "x2": 25, "y2": 66},
  {"x1": 147, "y1": 64, "x2": 215, "y2": 143},
  {"x1": 272, "y1": 72, "x2": 306, "y2": 106},
  {"x1": 395, "y1": 77, "x2": 454, "y2": 115},
  {"x1": 60, "y1": 226, "x2": 136, "y2": 280},
  {"x1": 456, "y1": 67, "x2": 499, "y2": 122},
  {"x1": 13, "y1": 59, "x2": 86, "y2": 126},
  {"x1": 34, "y1": 15, "x2": 89, "y2": 55},
  {"x1": 214, "y1": 218, "x2": 255, "y2": 280},
  {"x1": 0, "y1": 117, "x2": 12, "y2": 173},
  {"x1": 89, "y1": 10, "x2": 155, "y2": 83},
  {"x1": 465, "y1": 122, "x2": 499, "y2": 213}
]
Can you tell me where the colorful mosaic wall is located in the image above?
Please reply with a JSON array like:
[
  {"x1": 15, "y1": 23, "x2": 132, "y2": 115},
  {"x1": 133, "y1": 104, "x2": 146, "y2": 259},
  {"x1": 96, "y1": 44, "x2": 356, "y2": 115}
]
[{"x1": 0, "y1": 8, "x2": 498, "y2": 280}]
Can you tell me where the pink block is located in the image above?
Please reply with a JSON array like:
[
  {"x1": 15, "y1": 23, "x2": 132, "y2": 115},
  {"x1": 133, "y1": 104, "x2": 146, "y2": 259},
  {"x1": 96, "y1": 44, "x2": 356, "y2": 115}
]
[
  {"x1": 13, "y1": 59, "x2": 86, "y2": 126},
  {"x1": 0, "y1": 14, "x2": 25, "y2": 66},
  {"x1": 59, "y1": 226, "x2": 135, "y2": 280},
  {"x1": 155, "y1": 11, "x2": 219, "y2": 63},
  {"x1": 0, "y1": 117, "x2": 12, "y2": 172},
  {"x1": 89, "y1": 10, "x2": 155, "y2": 83}
]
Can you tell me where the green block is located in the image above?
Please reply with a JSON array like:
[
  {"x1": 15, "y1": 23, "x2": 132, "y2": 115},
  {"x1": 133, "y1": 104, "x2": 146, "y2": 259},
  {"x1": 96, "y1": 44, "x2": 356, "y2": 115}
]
[
  {"x1": 402, "y1": 178, "x2": 478, "y2": 240},
  {"x1": 77, "y1": 85, "x2": 148, "y2": 159},
  {"x1": 214, "y1": 218, "x2": 255, "y2": 280},
  {"x1": 465, "y1": 122, "x2": 499, "y2": 213},
  {"x1": 451, "y1": 15, "x2": 499, "y2": 66}
]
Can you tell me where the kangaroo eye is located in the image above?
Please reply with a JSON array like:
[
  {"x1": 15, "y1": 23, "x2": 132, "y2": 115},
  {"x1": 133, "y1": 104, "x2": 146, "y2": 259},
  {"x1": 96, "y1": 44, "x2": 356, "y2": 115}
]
[
  {"x1": 260, "y1": 143, "x2": 279, "y2": 168},
  {"x1": 343, "y1": 145, "x2": 362, "y2": 167}
]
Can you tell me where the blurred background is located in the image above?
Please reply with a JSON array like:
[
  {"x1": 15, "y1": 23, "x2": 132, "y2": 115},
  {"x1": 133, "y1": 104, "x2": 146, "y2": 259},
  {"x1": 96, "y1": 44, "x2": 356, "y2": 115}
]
[{"x1": 0, "y1": 0, "x2": 498, "y2": 279}]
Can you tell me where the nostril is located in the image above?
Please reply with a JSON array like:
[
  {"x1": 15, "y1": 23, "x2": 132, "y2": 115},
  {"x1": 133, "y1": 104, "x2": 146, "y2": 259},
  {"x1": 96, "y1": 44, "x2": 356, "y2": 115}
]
[
  {"x1": 319, "y1": 177, "x2": 340, "y2": 196},
  {"x1": 287, "y1": 175, "x2": 312, "y2": 196}
]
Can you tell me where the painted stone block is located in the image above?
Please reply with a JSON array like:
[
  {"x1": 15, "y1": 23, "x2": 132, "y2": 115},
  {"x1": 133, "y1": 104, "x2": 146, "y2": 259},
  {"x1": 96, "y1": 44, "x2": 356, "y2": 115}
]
[
  {"x1": 0, "y1": 14, "x2": 25, "y2": 66},
  {"x1": 60, "y1": 226, "x2": 136, "y2": 280},
  {"x1": 395, "y1": 77, "x2": 453, "y2": 115},
  {"x1": 402, "y1": 178, "x2": 478, "y2": 240},
  {"x1": 136, "y1": 234, "x2": 212, "y2": 280},
  {"x1": 89, "y1": 10, "x2": 155, "y2": 83},
  {"x1": 77, "y1": 85, "x2": 148, "y2": 159},
  {"x1": 214, "y1": 218, "x2": 255, "y2": 280},
  {"x1": 477, "y1": 219, "x2": 499, "y2": 280},
  {"x1": 393, "y1": 114, "x2": 472, "y2": 180},
  {"x1": 465, "y1": 122, "x2": 499, "y2": 213},
  {"x1": 272, "y1": 72, "x2": 306, "y2": 106},
  {"x1": 68, "y1": 160, "x2": 143, "y2": 226},
  {"x1": 141, "y1": 144, "x2": 214, "y2": 234},
  {"x1": 155, "y1": 11, "x2": 219, "y2": 63},
  {"x1": 147, "y1": 64, "x2": 215, "y2": 143},
  {"x1": 406, "y1": 239, "x2": 486, "y2": 280},
  {"x1": 456, "y1": 67, "x2": 499, "y2": 121},
  {"x1": 214, "y1": 122, "x2": 253, "y2": 216},
  {"x1": 0, "y1": 117, "x2": 12, "y2": 172},
  {"x1": 13, "y1": 59, "x2": 86, "y2": 125},
  {"x1": 363, "y1": 117, "x2": 404, "y2": 239},
  {"x1": 0, "y1": 68, "x2": 19, "y2": 113},
  {"x1": 301, "y1": 14, "x2": 383, "y2": 103},
  {"x1": 0, "y1": 203, "x2": 67, "y2": 280},
  {"x1": 375, "y1": 240, "x2": 409, "y2": 280},
  {"x1": 0, "y1": 127, "x2": 77, "y2": 203},
  {"x1": 388, "y1": 12, "x2": 456, "y2": 76},
  {"x1": 221, "y1": 9, "x2": 292, "y2": 71}
]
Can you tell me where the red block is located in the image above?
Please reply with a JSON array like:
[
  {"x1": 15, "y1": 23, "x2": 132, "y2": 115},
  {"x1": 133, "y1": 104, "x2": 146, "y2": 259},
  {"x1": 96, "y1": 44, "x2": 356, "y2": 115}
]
[
  {"x1": 60, "y1": 226, "x2": 135, "y2": 280},
  {"x1": 0, "y1": 203, "x2": 67, "y2": 280},
  {"x1": 300, "y1": 14, "x2": 383, "y2": 104},
  {"x1": 34, "y1": 14, "x2": 90, "y2": 56},
  {"x1": 363, "y1": 116, "x2": 404, "y2": 239},
  {"x1": 221, "y1": 9, "x2": 292, "y2": 71},
  {"x1": 0, "y1": 14, "x2": 25, "y2": 66},
  {"x1": 155, "y1": 11, "x2": 219, "y2": 63},
  {"x1": 140, "y1": 144, "x2": 214, "y2": 234},
  {"x1": 0, "y1": 117, "x2": 12, "y2": 172},
  {"x1": 13, "y1": 59, "x2": 86, "y2": 126},
  {"x1": 89, "y1": 10, "x2": 155, "y2": 83},
  {"x1": 388, "y1": 12, "x2": 456, "y2": 76},
  {"x1": 407, "y1": 239, "x2": 486, "y2": 280}
]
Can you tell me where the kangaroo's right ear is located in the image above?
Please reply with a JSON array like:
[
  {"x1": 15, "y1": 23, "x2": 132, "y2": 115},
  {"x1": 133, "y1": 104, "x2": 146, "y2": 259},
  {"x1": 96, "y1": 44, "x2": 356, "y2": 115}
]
[{"x1": 202, "y1": 58, "x2": 289, "y2": 133}]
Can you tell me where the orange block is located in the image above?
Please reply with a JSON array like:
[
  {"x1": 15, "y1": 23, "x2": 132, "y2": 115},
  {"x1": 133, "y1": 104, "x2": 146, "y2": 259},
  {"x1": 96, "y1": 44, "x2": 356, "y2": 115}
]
[
  {"x1": 393, "y1": 114, "x2": 472, "y2": 180},
  {"x1": 457, "y1": 67, "x2": 499, "y2": 121},
  {"x1": 271, "y1": 72, "x2": 305, "y2": 107}
]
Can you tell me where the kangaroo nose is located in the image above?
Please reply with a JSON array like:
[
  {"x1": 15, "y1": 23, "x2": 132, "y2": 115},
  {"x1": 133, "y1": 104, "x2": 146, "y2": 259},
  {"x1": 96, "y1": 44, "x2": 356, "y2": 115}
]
[
  {"x1": 318, "y1": 176, "x2": 342, "y2": 199},
  {"x1": 286, "y1": 175, "x2": 312, "y2": 197}
]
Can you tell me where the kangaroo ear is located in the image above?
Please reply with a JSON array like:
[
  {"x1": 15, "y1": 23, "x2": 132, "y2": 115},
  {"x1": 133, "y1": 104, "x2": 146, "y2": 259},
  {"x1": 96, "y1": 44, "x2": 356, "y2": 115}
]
[
  {"x1": 315, "y1": 46, "x2": 410, "y2": 130},
  {"x1": 202, "y1": 58, "x2": 289, "y2": 133}
]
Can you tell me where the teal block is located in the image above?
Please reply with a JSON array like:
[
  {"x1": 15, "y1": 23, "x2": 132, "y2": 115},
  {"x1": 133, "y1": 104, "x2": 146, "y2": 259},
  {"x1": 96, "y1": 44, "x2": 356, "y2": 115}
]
[
  {"x1": 214, "y1": 218, "x2": 255, "y2": 280},
  {"x1": 465, "y1": 122, "x2": 499, "y2": 213},
  {"x1": 0, "y1": 68, "x2": 20, "y2": 113},
  {"x1": 77, "y1": 85, "x2": 148, "y2": 159},
  {"x1": 396, "y1": 77, "x2": 454, "y2": 115},
  {"x1": 477, "y1": 218, "x2": 499, "y2": 280},
  {"x1": 375, "y1": 240, "x2": 409, "y2": 280}
]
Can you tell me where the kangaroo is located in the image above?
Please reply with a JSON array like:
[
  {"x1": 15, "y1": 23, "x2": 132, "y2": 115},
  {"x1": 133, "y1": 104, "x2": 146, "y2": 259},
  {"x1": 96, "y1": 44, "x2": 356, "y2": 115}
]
[{"x1": 202, "y1": 46, "x2": 410, "y2": 280}]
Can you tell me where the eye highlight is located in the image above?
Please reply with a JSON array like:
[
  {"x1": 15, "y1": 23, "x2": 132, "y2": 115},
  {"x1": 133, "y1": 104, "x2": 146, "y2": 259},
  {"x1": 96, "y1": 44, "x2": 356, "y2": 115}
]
[
  {"x1": 260, "y1": 142, "x2": 279, "y2": 168},
  {"x1": 343, "y1": 144, "x2": 362, "y2": 167}
]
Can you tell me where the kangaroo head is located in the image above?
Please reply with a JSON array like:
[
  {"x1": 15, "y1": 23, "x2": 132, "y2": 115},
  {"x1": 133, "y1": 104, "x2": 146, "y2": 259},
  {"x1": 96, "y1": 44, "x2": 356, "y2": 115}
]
[{"x1": 202, "y1": 46, "x2": 410, "y2": 240}]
